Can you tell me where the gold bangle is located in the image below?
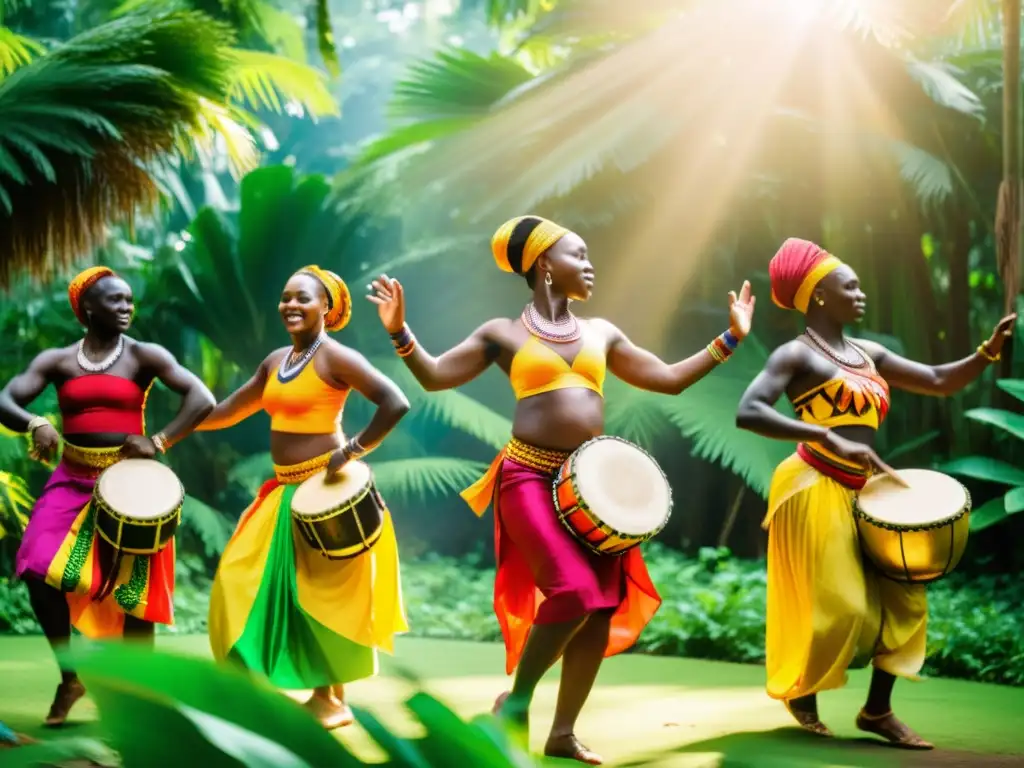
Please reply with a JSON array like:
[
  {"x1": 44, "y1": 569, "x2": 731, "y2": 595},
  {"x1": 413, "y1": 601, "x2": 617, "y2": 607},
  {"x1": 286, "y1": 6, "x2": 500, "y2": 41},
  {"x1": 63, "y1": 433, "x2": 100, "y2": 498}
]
[
  {"x1": 977, "y1": 343, "x2": 1000, "y2": 363},
  {"x1": 706, "y1": 342, "x2": 725, "y2": 363},
  {"x1": 26, "y1": 415, "x2": 49, "y2": 434}
]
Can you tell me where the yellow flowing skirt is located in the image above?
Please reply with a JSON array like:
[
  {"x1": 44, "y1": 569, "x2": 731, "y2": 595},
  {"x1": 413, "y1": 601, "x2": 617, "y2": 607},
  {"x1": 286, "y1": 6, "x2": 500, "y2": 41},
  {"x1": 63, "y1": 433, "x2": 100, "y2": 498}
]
[
  {"x1": 763, "y1": 453, "x2": 927, "y2": 700},
  {"x1": 208, "y1": 455, "x2": 407, "y2": 689}
]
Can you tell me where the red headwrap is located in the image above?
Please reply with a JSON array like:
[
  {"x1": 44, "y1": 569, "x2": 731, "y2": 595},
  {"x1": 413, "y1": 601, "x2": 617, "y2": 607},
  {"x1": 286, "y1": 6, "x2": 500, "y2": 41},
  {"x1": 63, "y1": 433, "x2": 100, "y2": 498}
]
[
  {"x1": 769, "y1": 238, "x2": 843, "y2": 313},
  {"x1": 68, "y1": 266, "x2": 116, "y2": 326}
]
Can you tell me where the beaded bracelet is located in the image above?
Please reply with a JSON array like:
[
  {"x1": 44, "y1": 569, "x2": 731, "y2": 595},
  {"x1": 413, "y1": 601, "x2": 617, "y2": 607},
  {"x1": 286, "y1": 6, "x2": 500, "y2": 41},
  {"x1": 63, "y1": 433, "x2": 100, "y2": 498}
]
[
  {"x1": 977, "y1": 342, "x2": 1000, "y2": 363},
  {"x1": 26, "y1": 415, "x2": 49, "y2": 435},
  {"x1": 706, "y1": 332, "x2": 736, "y2": 364},
  {"x1": 390, "y1": 325, "x2": 417, "y2": 358}
]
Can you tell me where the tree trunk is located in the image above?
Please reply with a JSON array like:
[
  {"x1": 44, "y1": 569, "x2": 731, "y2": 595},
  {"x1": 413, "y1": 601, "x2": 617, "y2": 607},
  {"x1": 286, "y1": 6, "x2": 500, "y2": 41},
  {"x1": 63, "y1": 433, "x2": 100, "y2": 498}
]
[{"x1": 997, "y1": 0, "x2": 1022, "y2": 401}]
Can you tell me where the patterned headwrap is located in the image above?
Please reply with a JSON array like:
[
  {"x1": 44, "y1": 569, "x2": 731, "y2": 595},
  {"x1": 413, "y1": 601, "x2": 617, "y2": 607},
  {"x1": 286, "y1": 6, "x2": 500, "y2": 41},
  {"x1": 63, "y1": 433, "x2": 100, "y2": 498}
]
[
  {"x1": 297, "y1": 265, "x2": 352, "y2": 332},
  {"x1": 769, "y1": 238, "x2": 844, "y2": 314},
  {"x1": 491, "y1": 216, "x2": 570, "y2": 274},
  {"x1": 68, "y1": 266, "x2": 117, "y2": 326}
]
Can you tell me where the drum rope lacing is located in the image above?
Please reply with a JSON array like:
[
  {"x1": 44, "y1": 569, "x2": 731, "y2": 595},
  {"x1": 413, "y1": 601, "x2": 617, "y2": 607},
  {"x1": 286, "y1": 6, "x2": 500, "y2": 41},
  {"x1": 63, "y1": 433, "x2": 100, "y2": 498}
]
[{"x1": 77, "y1": 335, "x2": 124, "y2": 373}]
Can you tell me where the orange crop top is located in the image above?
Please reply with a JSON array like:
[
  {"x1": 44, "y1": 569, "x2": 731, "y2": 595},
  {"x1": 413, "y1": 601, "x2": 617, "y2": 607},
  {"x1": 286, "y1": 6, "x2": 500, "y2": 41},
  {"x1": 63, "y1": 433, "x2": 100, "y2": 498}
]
[
  {"x1": 791, "y1": 354, "x2": 890, "y2": 430},
  {"x1": 508, "y1": 329, "x2": 606, "y2": 401},
  {"x1": 262, "y1": 357, "x2": 349, "y2": 434}
]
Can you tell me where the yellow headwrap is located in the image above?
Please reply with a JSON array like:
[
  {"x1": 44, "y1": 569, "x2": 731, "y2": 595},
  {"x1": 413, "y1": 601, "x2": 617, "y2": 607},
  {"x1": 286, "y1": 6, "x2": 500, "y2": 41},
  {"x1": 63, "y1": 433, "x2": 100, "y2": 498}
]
[
  {"x1": 297, "y1": 265, "x2": 352, "y2": 332},
  {"x1": 491, "y1": 216, "x2": 570, "y2": 274},
  {"x1": 68, "y1": 266, "x2": 116, "y2": 325}
]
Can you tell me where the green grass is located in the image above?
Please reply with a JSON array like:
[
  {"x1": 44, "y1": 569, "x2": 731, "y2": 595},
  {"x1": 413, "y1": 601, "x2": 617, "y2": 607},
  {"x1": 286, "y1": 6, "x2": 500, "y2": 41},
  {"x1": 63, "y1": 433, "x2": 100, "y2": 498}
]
[{"x1": 1, "y1": 635, "x2": 1023, "y2": 766}]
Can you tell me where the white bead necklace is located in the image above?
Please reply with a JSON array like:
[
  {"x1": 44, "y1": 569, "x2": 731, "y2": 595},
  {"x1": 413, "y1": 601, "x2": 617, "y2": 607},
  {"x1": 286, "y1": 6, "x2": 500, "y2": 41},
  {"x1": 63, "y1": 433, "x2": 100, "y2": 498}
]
[
  {"x1": 278, "y1": 333, "x2": 325, "y2": 381},
  {"x1": 77, "y1": 336, "x2": 124, "y2": 373}
]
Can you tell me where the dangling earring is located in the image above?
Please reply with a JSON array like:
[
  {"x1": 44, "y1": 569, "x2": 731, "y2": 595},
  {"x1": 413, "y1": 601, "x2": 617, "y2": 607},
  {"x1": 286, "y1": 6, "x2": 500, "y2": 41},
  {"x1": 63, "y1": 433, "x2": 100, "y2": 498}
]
[
  {"x1": 544, "y1": 272, "x2": 553, "y2": 286},
  {"x1": 815, "y1": 297, "x2": 825, "y2": 307}
]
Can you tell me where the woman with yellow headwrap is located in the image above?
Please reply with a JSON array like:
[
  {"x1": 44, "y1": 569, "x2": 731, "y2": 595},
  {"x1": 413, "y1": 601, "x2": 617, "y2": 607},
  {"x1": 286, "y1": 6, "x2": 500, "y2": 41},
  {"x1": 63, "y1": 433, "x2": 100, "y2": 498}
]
[
  {"x1": 199, "y1": 266, "x2": 410, "y2": 730},
  {"x1": 736, "y1": 238, "x2": 1017, "y2": 749},
  {"x1": 0, "y1": 266, "x2": 215, "y2": 726},
  {"x1": 367, "y1": 216, "x2": 755, "y2": 764}
]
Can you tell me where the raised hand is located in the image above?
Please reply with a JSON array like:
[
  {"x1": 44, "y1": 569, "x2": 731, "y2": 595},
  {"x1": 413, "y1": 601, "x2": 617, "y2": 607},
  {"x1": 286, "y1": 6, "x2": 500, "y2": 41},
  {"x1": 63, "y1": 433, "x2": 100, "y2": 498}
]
[
  {"x1": 366, "y1": 274, "x2": 406, "y2": 334},
  {"x1": 984, "y1": 313, "x2": 1018, "y2": 356},
  {"x1": 728, "y1": 280, "x2": 756, "y2": 340}
]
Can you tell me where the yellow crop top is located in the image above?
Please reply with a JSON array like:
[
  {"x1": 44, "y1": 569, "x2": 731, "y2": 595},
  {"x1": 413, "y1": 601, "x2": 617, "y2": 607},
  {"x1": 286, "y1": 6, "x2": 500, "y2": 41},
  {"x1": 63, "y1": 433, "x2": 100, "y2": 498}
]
[
  {"x1": 262, "y1": 356, "x2": 349, "y2": 434},
  {"x1": 509, "y1": 330, "x2": 606, "y2": 401},
  {"x1": 791, "y1": 356, "x2": 890, "y2": 430}
]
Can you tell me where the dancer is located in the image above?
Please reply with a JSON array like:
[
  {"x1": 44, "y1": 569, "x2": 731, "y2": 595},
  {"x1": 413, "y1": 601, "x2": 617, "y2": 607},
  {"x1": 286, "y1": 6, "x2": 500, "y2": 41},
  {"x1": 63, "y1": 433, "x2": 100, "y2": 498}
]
[
  {"x1": 367, "y1": 215, "x2": 755, "y2": 764},
  {"x1": 201, "y1": 266, "x2": 409, "y2": 730},
  {"x1": 0, "y1": 266, "x2": 216, "y2": 725},
  {"x1": 736, "y1": 238, "x2": 1016, "y2": 749}
]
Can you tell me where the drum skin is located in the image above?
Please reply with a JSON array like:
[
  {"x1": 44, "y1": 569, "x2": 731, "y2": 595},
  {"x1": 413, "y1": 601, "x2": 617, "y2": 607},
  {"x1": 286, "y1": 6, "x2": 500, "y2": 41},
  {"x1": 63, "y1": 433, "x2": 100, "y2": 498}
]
[
  {"x1": 854, "y1": 469, "x2": 971, "y2": 584},
  {"x1": 93, "y1": 459, "x2": 183, "y2": 555},
  {"x1": 553, "y1": 435, "x2": 672, "y2": 557},
  {"x1": 291, "y1": 464, "x2": 385, "y2": 560}
]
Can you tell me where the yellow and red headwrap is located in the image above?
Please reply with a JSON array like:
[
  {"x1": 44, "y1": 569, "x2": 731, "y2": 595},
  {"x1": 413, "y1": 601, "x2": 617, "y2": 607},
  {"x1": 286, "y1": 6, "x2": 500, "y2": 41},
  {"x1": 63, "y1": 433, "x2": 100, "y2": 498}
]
[
  {"x1": 769, "y1": 238, "x2": 844, "y2": 314},
  {"x1": 491, "y1": 216, "x2": 570, "y2": 274},
  {"x1": 68, "y1": 266, "x2": 117, "y2": 325},
  {"x1": 297, "y1": 265, "x2": 352, "y2": 332}
]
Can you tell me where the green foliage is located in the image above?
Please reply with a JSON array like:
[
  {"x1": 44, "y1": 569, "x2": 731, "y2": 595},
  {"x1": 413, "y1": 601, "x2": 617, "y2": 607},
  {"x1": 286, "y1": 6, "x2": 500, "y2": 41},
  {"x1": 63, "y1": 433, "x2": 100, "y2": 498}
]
[
  {"x1": 938, "y1": 378, "x2": 1024, "y2": 531},
  {"x1": 3, "y1": 641, "x2": 537, "y2": 767}
]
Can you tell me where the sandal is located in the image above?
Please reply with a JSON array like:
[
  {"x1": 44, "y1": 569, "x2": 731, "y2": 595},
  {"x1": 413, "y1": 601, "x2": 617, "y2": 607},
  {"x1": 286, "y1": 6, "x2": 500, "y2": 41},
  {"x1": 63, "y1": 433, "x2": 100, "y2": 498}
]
[
  {"x1": 783, "y1": 699, "x2": 833, "y2": 737},
  {"x1": 855, "y1": 709, "x2": 933, "y2": 750},
  {"x1": 303, "y1": 693, "x2": 354, "y2": 730},
  {"x1": 44, "y1": 678, "x2": 87, "y2": 727},
  {"x1": 544, "y1": 733, "x2": 603, "y2": 765}
]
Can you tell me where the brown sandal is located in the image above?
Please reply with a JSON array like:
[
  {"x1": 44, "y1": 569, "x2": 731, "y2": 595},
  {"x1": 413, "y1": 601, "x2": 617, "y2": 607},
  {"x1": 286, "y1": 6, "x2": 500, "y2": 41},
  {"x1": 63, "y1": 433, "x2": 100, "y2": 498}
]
[
  {"x1": 44, "y1": 679, "x2": 87, "y2": 727},
  {"x1": 783, "y1": 699, "x2": 833, "y2": 737},
  {"x1": 544, "y1": 733, "x2": 603, "y2": 765},
  {"x1": 856, "y1": 709, "x2": 933, "y2": 750}
]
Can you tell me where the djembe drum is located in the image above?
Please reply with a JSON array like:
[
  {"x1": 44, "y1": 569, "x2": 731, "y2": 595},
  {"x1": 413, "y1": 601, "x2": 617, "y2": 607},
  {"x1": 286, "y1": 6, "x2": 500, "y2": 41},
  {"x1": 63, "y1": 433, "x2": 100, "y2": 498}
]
[
  {"x1": 290, "y1": 460, "x2": 385, "y2": 560},
  {"x1": 93, "y1": 458, "x2": 183, "y2": 555},
  {"x1": 854, "y1": 468, "x2": 971, "y2": 584}
]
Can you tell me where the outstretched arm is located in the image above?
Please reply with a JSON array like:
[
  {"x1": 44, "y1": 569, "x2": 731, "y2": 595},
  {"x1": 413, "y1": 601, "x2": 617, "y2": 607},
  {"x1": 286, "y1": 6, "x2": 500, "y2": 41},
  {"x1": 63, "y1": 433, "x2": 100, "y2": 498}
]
[
  {"x1": 196, "y1": 355, "x2": 272, "y2": 433},
  {"x1": 367, "y1": 275, "x2": 501, "y2": 391},
  {"x1": 137, "y1": 343, "x2": 216, "y2": 448},
  {"x1": 322, "y1": 344, "x2": 410, "y2": 460},
  {"x1": 854, "y1": 314, "x2": 1016, "y2": 397}
]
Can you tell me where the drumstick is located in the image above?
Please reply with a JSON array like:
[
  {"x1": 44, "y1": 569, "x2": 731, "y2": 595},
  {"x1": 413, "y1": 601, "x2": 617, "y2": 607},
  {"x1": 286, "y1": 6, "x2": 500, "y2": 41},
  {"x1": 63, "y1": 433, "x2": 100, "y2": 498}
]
[{"x1": 876, "y1": 459, "x2": 910, "y2": 488}]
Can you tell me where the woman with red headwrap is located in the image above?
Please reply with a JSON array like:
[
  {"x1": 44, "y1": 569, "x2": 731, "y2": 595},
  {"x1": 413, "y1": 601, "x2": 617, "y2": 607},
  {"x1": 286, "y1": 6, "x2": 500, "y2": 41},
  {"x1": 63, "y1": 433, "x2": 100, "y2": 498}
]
[
  {"x1": 367, "y1": 216, "x2": 756, "y2": 765},
  {"x1": 736, "y1": 238, "x2": 1016, "y2": 749},
  {"x1": 0, "y1": 266, "x2": 215, "y2": 726}
]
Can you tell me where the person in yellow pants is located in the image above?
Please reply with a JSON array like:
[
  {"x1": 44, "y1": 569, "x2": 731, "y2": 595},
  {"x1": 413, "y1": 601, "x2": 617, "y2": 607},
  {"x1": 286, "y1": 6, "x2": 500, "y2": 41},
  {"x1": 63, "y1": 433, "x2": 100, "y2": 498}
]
[
  {"x1": 199, "y1": 266, "x2": 410, "y2": 729},
  {"x1": 736, "y1": 238, "x2": 1015, "y2": 749}
]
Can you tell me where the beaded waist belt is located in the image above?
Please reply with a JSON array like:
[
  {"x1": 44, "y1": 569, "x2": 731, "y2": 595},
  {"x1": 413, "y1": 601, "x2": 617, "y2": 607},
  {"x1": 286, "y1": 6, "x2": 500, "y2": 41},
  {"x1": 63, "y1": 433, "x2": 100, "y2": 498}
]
[
  {"x1": 274, "y1": 451, "x2": 332, "y2": 485},
  {"x1": 62, "y1": 442, "x2": 124, "y2": 473},
  {"x1": 797, "y1": 442, "x2": 869, "y2": 491},
  {"x1": 505, "y1": 437, "x2": 571, "y2": 475}
]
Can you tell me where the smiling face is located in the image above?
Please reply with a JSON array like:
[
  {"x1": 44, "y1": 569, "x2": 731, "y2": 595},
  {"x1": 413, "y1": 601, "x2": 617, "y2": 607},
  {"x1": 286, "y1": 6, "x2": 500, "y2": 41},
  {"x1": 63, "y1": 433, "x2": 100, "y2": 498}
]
[
  {"x1": 814, "y1": 264, "x2": 866, "y2": 324},
  {"x1": 83, "y1": 276, "x2": 134, "y2": 333},
  {"x1": 279, "y1": 273, "x2": 327, "y2": 335},
  {"x1": 536, "y1": 231, "x2": 595, "y2": 301}
]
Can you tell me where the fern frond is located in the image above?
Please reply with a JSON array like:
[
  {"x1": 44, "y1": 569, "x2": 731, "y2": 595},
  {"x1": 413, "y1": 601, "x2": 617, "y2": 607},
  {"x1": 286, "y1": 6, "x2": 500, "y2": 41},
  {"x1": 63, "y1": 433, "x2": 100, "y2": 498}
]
[
  {"x1": 0, "y1": 26, "x2": 44, "y2": 77},
  {"x1": 226, "y1": 48, "x2": 337, "y2": 121},
  {"x1": 371, "y1": 457, "x2": 489, "y2": 503},
  {"x1": 226, "y1": 451, "x2": 273, "y2": 497},
  {"x1": 179, "y1": 493, "x2": 233, "y2": 556}
]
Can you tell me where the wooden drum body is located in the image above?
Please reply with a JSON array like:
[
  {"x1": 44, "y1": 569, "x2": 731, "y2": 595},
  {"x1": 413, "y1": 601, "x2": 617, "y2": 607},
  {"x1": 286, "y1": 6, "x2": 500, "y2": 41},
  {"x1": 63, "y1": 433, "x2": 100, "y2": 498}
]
[
  {"x1": 553, "y1": 435, "x2": 672, "y2": 556},
  {"x1": 291, "y1": 460, "x2": 385, "y2": 560},
  {"x1": 854, "y1": 468, "x2": 971, "y2": 584},
  {"x1": 93, "y1": 459, "x2": 183, "y2": 555}
]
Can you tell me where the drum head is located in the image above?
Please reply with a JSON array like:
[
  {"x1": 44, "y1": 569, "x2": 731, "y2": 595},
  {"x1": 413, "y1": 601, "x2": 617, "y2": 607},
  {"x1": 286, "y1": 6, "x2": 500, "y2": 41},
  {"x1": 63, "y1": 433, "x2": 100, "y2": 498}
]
[
  {"x1": 858, "y1": 469, "x2": 967, "y2": 527},
  {"x1": 292, "y1": 460, "x2": 372, "y2": 516},
  {"x1": 572, "y1": 437, "x2": 670, "y2": 536},
  {"x1": 97, "y1": 459, "x2": 183, "y2": 520}
]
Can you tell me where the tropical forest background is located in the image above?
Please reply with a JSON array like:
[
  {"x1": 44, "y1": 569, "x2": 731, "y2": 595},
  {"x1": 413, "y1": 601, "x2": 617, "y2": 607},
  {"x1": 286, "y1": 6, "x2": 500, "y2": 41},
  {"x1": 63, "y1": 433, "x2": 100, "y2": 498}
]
[{"x1": 1, "y1": 0, "x2": 1024, "y2": 706}]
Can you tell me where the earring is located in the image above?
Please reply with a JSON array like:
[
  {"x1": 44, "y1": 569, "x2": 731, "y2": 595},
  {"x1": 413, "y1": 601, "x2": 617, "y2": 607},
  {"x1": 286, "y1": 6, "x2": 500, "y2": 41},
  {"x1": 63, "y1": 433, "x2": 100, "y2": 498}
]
[
  {"x1": 544, "y1": 272, "x2": 553, "y2": 286},
  {"x1": 815, "y1": 297, "x2": 825, "y2": 306}
]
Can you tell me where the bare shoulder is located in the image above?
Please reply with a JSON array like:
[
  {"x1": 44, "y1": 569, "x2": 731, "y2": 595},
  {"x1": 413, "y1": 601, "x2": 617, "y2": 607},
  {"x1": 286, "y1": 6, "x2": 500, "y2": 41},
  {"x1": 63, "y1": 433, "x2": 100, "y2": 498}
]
[
  {"x1": 320, "y1": 336, "x2": 367, "y2": 366},
  {"x1": 128, "y1": 338, "x2": 178, "y2": 366},
  {"x1": 478, "y1": 316, "x2": 517, "y2": 340},
  {"x1": 263, "y1": 346, "x2": 291, "y2": 370},
  {"x1": 766, "y1": 338, "x2": 812, "y2": 370},
  {"x1": 848, "y1": 336, "x2": 888, "y2": 362},
  {"x1": 581, "y1": 317, "x2": 620, "y2": 341}
]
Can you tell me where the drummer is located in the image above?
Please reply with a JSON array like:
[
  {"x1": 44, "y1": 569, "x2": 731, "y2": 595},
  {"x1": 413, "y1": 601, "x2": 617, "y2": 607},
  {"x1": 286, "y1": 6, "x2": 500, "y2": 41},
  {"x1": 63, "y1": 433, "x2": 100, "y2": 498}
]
[
  {"x1": 735, "y1": 238, "x2": 1016, "y2": 749},
  {"x1": 366, "y1": 216, "x2": 756, "y2": 765},
  {"x1": 0, "y1": 266, "x2": 216, "y2": 726},
  {"x1": 198, "y1": 266, "x2": 409, "y2": 730}
]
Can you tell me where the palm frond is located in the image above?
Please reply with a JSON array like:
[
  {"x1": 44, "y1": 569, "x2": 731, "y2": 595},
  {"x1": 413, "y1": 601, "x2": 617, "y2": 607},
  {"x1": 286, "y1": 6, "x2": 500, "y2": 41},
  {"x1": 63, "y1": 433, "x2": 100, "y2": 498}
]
[
  {"x1": 0, "y1": 470, "x2": 33, "y2": 541},
  {"x1": 885, "y1": 138, "x2": 956, "y2": 208},
  {"x1": 313, "y1": 0, "x2": 339, "y2": 78},
  {"x1": 226, "y1": 451, "x2": 273, "y2": 496},
  {"x1": 0, "y1": 10, "x2": 240, "y2": 288},
  {"x1": 226, "y1": 48, "x2": 337, "y2": 121},
  {"x1": 371, "y1": 457, "x2": 490, "y2": 503},
  {"x1": 0, "y1": 25, "x2": 44, "y2": 77},
  {"x1": 905, "y1": 59, "x2": 983, "y2": 118}
]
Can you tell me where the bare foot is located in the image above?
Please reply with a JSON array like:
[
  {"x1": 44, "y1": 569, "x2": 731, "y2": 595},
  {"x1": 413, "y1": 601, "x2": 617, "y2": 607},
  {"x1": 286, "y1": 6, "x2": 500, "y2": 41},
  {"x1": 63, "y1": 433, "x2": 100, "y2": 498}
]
[
  {"x1": 783, "y1": 699, "x2": 833, "y2": 737},
  {"x1": 544, "y1": 733, "x2": 603, "y2": 765},
  {"x1": 856, "y1": 709, "x2": 933, "y2": 749},
  {"x1": 304, "y1": 693, "x2": 354, "y2": 730},
  {"x1": 44, "y1": 678, "x2": 87, "y2": 727}
]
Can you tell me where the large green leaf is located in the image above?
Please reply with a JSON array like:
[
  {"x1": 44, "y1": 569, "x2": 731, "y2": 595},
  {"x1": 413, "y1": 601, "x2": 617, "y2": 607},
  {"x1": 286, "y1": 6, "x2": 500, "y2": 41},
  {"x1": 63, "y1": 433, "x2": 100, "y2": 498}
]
[
  {"x1": 996, "y1": 378, "x2": 1024, "y2": 405},
  {"x1": 936, "y1": 456, "x2": 1024, "y2": 487},
  {"x1": 965, "y1": 407, "x2": 1024, "y2": 443},
  {"x1": 970, "y1": 488, "x2": 1024, "y2": 532}
]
